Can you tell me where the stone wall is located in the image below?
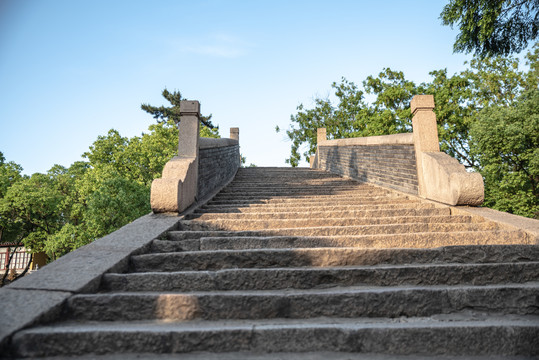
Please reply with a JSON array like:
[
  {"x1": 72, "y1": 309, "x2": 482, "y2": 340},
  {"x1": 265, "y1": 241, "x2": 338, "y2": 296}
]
[
  {"x1": 318, "y1": 143, "x2": 418, "y2": 194},
  {"x1": 312, "y1": 95, "x2": 484, "y2": 206},
  {"x1": 198, "y1": 139, "x2": 240, "y2": 200}
]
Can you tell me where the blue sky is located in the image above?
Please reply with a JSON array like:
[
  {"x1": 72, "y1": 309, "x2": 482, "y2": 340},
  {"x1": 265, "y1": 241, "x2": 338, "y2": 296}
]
[{"x1": 0, "y1": 0, "x2": 472, "y2": 174}]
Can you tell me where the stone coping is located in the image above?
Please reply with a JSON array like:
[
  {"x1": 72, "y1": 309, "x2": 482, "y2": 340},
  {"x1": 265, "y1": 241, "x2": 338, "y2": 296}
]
[
  {"x1": 0, "y1": 212, "x2": 181, "y2": 352},
  {"x1": 451, "y1": 206, "x2": 539, "y2": 244},
  {"x1": 364, "y1": 179, "x2": 539, "y2": 245},
  {"x1": 319, "y1": 133, "x2": 413, "y2": 147},
  {"x1": 199, "y1": 137, "x2": 239, "y2": 150}
]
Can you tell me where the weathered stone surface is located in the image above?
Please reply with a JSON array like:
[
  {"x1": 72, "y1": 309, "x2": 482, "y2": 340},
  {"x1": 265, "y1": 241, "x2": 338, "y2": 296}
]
[
  {"x1": 64, "y1": 283, "x2": 539, "y2": 322},
  {"x1": 0, "y1": 288, "x2": 71, "y2": 353},
  {"x1": 166, "y1": 222, "x2": 501, "y2": 239},
  {"x1": 132, "y1": 244, "x2": 539, "y2": 272},
  {"x1": 6, "y1": 167, "x2": 539, "y2": 358},
  {"x1": 454, "y1": 206, "x2": 539, "y2": 244},
  {"x1": 11, "y1": 316, "x2": 539, "y2": 357},
  {"x1": 421, "y1": 152, "x2": 484, "y2": 206},
  {"x1": 197, "y1": 144, "x2": 239, "y2": 200},
  {"x1": 187, "y1": 207, "x2": 451, "y2": 220},
  {"x1": 105, "y1": 261, "x2": 539, "y2": 292},
  {"x1": 318, "y1": 144, "x2": 419, "y2": 194},
  {"x1": 177, "y1": 215, "x2": 474, "y2": 231}
]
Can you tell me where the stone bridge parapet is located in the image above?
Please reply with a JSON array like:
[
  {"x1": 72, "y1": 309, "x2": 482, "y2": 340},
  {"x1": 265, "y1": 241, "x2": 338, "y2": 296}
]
[
  {"x1": 151, "y1": 101, "x2": 240, "y2": 213},
  {"x1": 311, "y1": 95, "x2": 484, "y2": 206}
]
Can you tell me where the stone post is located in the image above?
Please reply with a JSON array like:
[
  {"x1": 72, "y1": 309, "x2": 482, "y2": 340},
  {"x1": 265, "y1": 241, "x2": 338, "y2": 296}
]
[
  {"x1": 150, "y1": 100, "x2": 201, "y2": 213},
  {"x1": 230, "y1": 127, "x2": 239, "y2": 141},
  {"x1": 177, "y1": 101, "x2": 200, "y2": 158},
  {"x1": 317, "y1": 128, "x2": 327, "y2": 144},
  {"x1": 410, "y1": 95, "x2": 439, "y2": 197},
  {"x1": 310, "y1": 128, "x2": 327, "y2": 169},
  {"x1": 230, "y1": 127, "x2": 241, "y2": 166}
]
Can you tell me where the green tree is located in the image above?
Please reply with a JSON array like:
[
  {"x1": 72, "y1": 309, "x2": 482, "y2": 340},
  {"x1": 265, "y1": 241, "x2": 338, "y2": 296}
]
[
  {"x1": 441, "y1": 0, "x2": 539, "y2": 56},
  {"x1": 0, "y1": 173, "x2": 64, "y2": 253},
  {"x1": 278, "y1": 70, "x2": 418, "y2": 166},
  {"x1": 277, "y1": 78, "x2": 365, "y2": 166},
  {"x1": 0, "y1": 152, "x2": 24, "y2": 200},
  {"x1": 141, "y1": 88, "x2": 216, "y2": 130},
  {"x1": 425, "y1": 69, "x2": 478, "y2": 167},
  {"x1": 1, "y1": 88, "x2": 223, "y2": 263},
  {"x1": 0, "y1": 152, "x2": 25, "y2": 244},
  {"x1": 470, "y1": 89, "x2": 539, "y2": 218}
]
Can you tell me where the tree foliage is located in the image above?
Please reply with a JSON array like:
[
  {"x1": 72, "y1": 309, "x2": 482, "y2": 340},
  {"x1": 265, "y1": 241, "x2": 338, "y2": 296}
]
[
  {"x1": 278, "y1": 70, "x2": 419, "y2": 167},
  {"x1": 0, "y1": 95, "x2": 223, "y2": 263},
  {"x1": 141, "y1": 88, "x2": 216, "y2": 130},
  {"x1": 280, "y1": 45, "x2": 539, "y2": 218},
  {"x1": 441, "y1": 0, "x2": 539, "y2": 56},
  {"x1": 470, "y1": 88, "x2": 539, "y2": 218}
]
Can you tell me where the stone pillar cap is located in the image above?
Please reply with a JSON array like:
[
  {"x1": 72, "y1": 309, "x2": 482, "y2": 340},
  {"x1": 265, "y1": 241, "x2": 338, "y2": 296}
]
[
  {"x1": 180, "y1": 100, "x2": 200, "y2": 116},
  {"x1": 410, "y1": 95, "x2": 435, "y2": 115}
]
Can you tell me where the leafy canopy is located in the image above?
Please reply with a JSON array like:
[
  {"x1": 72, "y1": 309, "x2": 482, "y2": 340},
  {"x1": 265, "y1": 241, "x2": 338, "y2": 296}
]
[
  {"x1": 441, "y1": 0, "x2": 539, "y2": 56},
  {"x1": 141, "y1": 89, "x2": 216, "y2": 130}
]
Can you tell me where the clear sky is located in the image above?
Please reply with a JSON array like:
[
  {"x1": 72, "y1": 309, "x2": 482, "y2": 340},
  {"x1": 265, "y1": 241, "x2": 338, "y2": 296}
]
[{"x1": 0, "y1": 0, "x2": 472, "y2": 174}]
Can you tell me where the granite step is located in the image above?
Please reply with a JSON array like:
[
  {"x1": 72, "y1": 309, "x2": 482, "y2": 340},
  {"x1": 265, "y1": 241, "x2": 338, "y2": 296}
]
[
  {"x1": 185, "y1": 207, "x2": 452, "y2": 220},
  {"x1": 134, "y1": 243, "x2": 539, "y2": 272},
  {"x1": 11, "y1": 315, "x2": 539, "y2": 357},
  {"x1": 223, "y1": 180, "x2": 366, "y2": 187},
  {"x1": 165, "y1": 232, "x2": 530, "y2": 253},
  {"x1": 166, "y1": 222, "x2": 500, "y2": 240},
  {"x1": 177, "y1": 215, "x2": 477, "y2": 231},
  {"x1": 212, "y1": 192, "x2": 402, "y2": 202},
  {"x1": 195, "y1": 203, "x2": 440, "y2": 213},
  {"x1": 217, "y1": 185, "x2": 374, "y2": 192},
  {"x1": 206, "y1": 196, "x2": 415, "y2": 205},
  {"x1": 66, "y1": 283, "x2": 539, "y2": 322},
  {"x1": 103, "y1": 261, "x2": 539, "y2": 292}
]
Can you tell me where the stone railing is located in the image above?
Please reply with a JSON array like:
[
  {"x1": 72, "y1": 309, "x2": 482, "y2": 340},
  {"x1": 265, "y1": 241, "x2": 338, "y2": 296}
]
[
  {"x1": 151, "y1": 101, "x2": 240, "y2": 213},
  {"x1": 311, "y1": 95, "x2": 484, "y2": 206}
]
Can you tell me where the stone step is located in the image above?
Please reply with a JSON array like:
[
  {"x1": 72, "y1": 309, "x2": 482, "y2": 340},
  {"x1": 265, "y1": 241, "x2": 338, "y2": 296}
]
[
  {"x1": 153, "y1": 230, "x2": 530, "y2": 253},
  {"x1": 103, "y1": 261, "x2": 539, "y2": 292},
  {"x1": 218, "y1": 185, "x2": 374, "y2": 192},
  {"x1": 210, "y1": 190, "x2": 392, "y2": 199},
  {"x1": 232, "y1": 174, "x2": 342, "y2": 181},
  {"x1": 11, "y1": 315, "x2": 539, "y2": 357},
  {"x1": 177, "y1": 215, "x2": 477, "y2": 231},
  {"x1": 3, "y1": 352, "x2": 528, "y2": 360},
  {"x1": 186, "y1": 207, "x2": 452, "y2": 220},
  {"x1": 66, "y1": 283, "x2": 539, "y2": 322},
  {"x1": 166, "y1": 222, "x2": 500, "y2": 240},
  {"x1": 211, "y1": 189, "x2": 396, "y2": 198},
  {"x1": 224, "y1": 179, "x2": 364, "y2": 187},
  {"x1": 207, "y1": 195, "x2": 413, "y2": 205},
  {"x1": 195, "y1": 203, "x2": 439, "y2": 213},
  {"x1": 134, "y1": 243, "x2": 539, "y2": 272}
]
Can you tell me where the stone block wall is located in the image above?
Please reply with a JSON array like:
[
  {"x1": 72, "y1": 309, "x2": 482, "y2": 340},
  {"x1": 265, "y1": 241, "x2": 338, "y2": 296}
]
[
  {"x1": 312, "y1": 95, "x2": 484, "y2": 206},
  {"x1": 318, "y1": 144, "x2": 418, "y2": 194},
  {"x1": 197, "y1": 141, "x2": 240, "y2": 200}
]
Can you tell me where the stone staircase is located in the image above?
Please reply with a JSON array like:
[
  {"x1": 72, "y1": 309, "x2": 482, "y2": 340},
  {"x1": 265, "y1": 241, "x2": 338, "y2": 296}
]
[{"x1": 8, "y1": 167, "x2": 539, "y2": 358}]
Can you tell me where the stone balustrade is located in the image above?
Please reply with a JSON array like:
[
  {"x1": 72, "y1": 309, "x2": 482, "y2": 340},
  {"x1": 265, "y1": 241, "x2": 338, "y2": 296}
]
[
  {"x1": 151, "y1": 101, "x2": 240, "y2": 213},
  {"x1": 311, "y1": 95, "x2": 484, "y2": 206}
]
